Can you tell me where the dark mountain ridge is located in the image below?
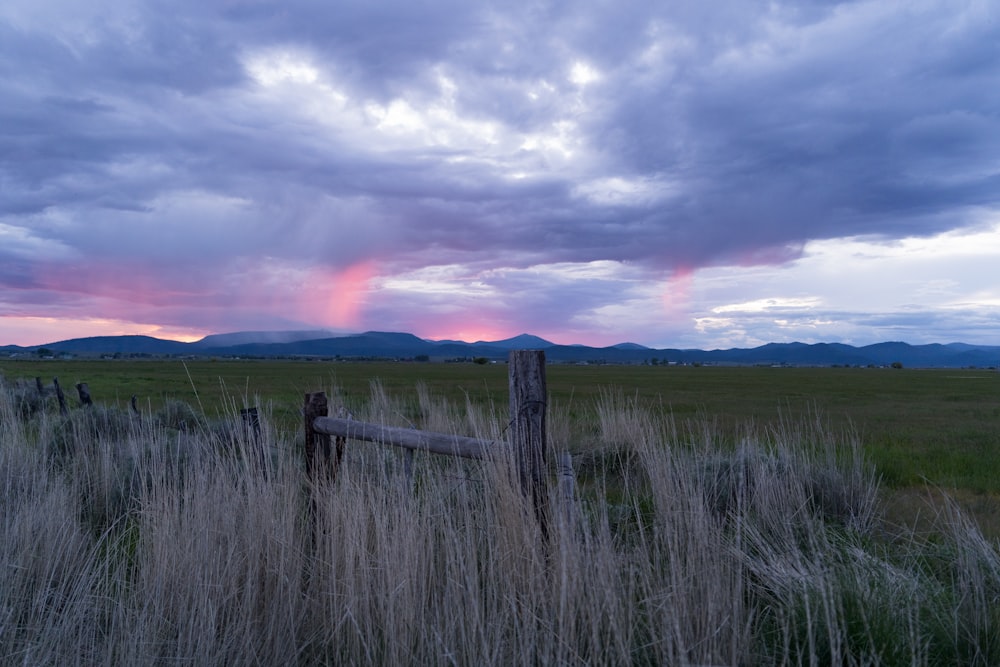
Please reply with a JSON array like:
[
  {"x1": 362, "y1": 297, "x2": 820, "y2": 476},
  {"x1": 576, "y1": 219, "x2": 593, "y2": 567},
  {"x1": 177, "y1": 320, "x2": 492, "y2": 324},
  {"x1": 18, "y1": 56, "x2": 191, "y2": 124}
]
[{"x1": 3, "y1": 331, "x2": 999, "y2": 368}]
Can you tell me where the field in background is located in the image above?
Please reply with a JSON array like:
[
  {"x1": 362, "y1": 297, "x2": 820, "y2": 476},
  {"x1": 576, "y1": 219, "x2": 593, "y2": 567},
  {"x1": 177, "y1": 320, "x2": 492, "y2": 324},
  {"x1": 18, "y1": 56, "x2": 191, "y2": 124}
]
[{"x1": 3, "y1": 359, "x2": 998, "y2": 495}]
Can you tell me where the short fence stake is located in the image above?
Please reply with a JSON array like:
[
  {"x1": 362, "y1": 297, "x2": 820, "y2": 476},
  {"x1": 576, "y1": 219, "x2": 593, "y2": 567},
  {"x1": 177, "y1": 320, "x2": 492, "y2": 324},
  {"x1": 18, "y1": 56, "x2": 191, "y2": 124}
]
[
  {"x1": 240, "y1": 406, "x2": 267, "y2": 471},
  {"x1": 241, "y1": 407, "x2": 261, "y2": 439},
  {"x1": 75, "y1": 382, "x2": 93, "y2": 407}
]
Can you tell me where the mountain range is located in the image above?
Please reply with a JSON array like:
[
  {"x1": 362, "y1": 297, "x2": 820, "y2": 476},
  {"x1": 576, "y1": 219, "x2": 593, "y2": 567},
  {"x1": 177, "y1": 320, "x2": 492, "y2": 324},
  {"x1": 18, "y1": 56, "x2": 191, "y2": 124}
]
[{"x1": 3, "y1": 331, "x2": 1000, "y2": 368}]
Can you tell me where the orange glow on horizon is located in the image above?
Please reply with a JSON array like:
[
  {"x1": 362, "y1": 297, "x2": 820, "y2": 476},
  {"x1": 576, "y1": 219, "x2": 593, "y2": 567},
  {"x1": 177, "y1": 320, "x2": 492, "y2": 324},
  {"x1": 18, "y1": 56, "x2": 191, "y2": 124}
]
[
  {"x1": 417, "y1": 317, "x2": 515, "y2": 343},
  {"x1": 416, "y1": 315, "x2": 575, "y2": 345},
  {"x1": 151, "y1": 329, "x2": 206, "y2": 343},
  {"x1": 0, "y1": 316, "x2": 209, "y2": 347}
]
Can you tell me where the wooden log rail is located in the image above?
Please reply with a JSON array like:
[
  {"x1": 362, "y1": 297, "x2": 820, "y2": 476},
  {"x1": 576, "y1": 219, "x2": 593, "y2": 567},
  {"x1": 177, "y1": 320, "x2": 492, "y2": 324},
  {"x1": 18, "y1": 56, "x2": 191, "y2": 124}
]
[{"x1": 310, "y1": 417, "x2": 492, "y2": 459}]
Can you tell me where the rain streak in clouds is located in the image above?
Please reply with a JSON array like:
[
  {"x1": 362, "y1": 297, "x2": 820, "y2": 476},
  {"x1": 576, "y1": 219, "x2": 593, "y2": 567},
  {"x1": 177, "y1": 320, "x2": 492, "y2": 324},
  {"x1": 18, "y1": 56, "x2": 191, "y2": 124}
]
[{"x1": 2, "y1": 0, "x2": 999, "y2": 347}]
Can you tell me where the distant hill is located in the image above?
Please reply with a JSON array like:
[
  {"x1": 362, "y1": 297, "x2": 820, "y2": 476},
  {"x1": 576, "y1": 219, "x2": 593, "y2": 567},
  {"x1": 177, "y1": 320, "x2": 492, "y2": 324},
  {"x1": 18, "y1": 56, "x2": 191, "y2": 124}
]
[
  {"x1": 471, "y1": 334, "x2": 554, "y2": 349},
  {"x1": 430, "y1": 333, "x2": 555, "y2": 349},
  {"x1": 192, "y1": 330, "x2": 334, "y2": 348},
  {"x1": 612, "y1": 342, "x2": 650, "y2": 350},
  {"x1": 39, "y1": 335, "x2": 193, "y2": 356},
  {"x1": 2, "y1": 330, "x2": 999, "y2": 368}
]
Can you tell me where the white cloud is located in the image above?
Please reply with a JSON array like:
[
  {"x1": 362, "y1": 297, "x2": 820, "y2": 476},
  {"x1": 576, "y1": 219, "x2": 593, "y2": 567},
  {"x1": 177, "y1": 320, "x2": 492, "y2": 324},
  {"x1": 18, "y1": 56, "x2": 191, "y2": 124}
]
[
  {"x1": 569, "y1": 61, "x2": 601, "y2": 86},
  {"x1": 572, "y1": 175, "x2": 679, "y2": 206},
  {"x1": 378, "y1": 264, "x2": 495, "y2": 298},
  {"x1": 712, "y1": 297, "x2": 821, "y2": 314},
  {"x1": 244, "y1": 49, "x2": 320, "y2": 86},
  {"x1": 652, "y1": 221, "x2": 1000, "y2": 347}
]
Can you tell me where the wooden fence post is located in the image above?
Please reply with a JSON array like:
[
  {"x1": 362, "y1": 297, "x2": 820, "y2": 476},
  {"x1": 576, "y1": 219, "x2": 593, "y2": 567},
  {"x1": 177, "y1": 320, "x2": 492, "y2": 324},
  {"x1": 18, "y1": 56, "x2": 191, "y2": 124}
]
[
  {"x1": 241, "y1": 407, "x2": 261, "y2": 439},
  {"x1": 304, "y1": 392, "x2": 331, "y2": 482},
  {"x1": 239, "y1": 406, "x2": 267, "y2": 472},
  {"x1": 75, "y1": 382, "x2": 93, "y2": 407},
  {"x1": 508, "y1": 350, "x2": 549, "y2": 537},
  {"x1": 53, "y1": 377, "x2": 68, "y2": 416}
]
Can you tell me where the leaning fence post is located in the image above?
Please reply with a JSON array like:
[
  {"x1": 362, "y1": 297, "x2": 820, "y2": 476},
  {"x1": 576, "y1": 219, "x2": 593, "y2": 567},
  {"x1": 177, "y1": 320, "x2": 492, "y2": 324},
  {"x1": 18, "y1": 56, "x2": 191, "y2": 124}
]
[{"x1": 508, "y1": 349, "x2": 549, "y2": 537}]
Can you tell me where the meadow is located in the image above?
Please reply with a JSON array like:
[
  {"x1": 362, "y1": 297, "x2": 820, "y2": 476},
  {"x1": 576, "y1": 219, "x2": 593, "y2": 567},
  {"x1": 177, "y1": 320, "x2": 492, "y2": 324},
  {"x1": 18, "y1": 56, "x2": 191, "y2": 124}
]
[
  {"x1": 2, "y1": 358, "x2": 1000, "y2": 664},
  {"x1": 3, "y1": 358, "x2": 999, "y2": 492}
]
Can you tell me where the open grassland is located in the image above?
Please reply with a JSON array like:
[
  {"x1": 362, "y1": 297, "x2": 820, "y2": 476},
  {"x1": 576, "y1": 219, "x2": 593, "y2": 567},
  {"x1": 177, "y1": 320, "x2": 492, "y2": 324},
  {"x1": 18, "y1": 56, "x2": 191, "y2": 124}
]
[
  {"x1": 3, "y1": 358, "x2": 999, "y2": 493},
  {"x1": 2, "y1": 370, "x2": 1000, "y2": 665}
]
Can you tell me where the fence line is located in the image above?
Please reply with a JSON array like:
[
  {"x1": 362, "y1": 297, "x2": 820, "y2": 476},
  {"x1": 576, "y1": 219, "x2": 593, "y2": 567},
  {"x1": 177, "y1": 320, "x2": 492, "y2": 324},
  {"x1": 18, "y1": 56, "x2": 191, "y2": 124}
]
[{"x1": 304, "y1": 349, "x2": 553, "y2": 535}]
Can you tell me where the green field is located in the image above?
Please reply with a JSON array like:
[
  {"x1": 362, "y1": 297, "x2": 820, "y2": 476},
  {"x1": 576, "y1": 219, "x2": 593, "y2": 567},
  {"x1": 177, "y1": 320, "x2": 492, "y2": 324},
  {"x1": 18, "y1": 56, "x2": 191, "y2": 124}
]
[{"x1": 3, "y1": 358, "x2": 999, "y2": 494}]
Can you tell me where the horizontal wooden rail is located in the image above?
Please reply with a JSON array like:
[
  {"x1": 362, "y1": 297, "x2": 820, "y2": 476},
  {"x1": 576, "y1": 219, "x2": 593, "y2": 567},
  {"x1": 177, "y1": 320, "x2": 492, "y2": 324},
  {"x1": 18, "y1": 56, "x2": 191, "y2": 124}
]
[{"x1": 312, "y1": 417, "x2": 494, "y2": 460}]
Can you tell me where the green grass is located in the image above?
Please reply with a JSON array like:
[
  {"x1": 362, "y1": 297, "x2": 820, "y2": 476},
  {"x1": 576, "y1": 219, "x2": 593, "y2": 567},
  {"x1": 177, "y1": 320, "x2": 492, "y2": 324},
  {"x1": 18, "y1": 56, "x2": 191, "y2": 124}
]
[{"x1": 4, "y1": 360, "x2": 999, "y2": 494}]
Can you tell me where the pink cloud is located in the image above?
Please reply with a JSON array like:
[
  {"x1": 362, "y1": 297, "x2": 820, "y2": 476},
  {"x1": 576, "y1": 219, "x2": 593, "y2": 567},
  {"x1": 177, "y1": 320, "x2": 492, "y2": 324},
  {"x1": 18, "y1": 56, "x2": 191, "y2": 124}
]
[
  {"x1": 661, "y1": 266, "x2": 693, "y2": 318},
  {"x1": 303, "y1": 261, "x2": 378, "y2": 329}
]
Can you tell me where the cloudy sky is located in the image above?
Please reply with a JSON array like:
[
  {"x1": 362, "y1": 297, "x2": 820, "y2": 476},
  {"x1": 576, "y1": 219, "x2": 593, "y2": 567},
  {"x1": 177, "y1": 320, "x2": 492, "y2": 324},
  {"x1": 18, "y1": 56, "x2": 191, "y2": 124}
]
[{"x1": 3, "y1": 0, "x2": 999, "y2": 349}]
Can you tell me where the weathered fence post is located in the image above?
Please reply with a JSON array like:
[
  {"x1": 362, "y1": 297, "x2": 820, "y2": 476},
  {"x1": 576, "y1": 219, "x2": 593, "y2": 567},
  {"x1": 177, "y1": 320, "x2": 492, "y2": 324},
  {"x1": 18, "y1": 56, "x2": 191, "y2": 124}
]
[
  {"x1": 35, "y1": 377, "x2": 45, "y2": 397},
  {"x1": 304, "y1": 392, "x2": 327, "y2": 549},
  {"x1": 239, "y1": 406, "x2": 267, "y2": 472},
  {"x1": 241, "y1": 407, "x2": 261, "y2": 439},
  {"x1": 53, "y1": 377, "x2": 68, "y2": 416},
  {"x1": 75, "y1": 382, "x2": 93, "y2": 407},
  {"x1": 304, "y1": 392, "x2": 331, "y2": 482},
  {"x1": 509, "y1": 350, "x2": 549, "y2": 537}
]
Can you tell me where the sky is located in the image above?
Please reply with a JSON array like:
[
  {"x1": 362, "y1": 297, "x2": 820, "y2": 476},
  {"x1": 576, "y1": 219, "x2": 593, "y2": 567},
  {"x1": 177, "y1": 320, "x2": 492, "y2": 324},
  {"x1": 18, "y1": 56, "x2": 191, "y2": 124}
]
[{"x1": 2, "y1": 0, "x2": 999, "y2": 349}]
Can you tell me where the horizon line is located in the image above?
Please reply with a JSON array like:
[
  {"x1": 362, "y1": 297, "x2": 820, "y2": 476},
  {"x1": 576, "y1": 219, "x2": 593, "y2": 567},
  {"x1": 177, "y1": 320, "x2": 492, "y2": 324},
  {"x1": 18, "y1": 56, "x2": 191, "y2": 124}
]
[{"x1": 2, "y1": 329, "x2": 996, "y2": 352}]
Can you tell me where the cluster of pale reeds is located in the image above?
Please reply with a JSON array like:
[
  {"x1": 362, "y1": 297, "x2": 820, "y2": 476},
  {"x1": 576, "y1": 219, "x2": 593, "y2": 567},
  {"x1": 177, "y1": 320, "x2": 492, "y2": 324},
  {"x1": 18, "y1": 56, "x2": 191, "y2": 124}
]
[{"x1": 1, "y1": 375, "x2": 998, "y2": 665}]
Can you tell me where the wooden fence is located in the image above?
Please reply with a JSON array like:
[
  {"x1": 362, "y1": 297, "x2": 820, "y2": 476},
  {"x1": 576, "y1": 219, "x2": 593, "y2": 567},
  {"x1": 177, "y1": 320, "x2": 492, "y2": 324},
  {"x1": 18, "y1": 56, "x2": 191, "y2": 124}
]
[
  {"x1": 31, "y1": 376, "x2": 102, "y2": 415},
  {"x1": 28, "y1": 352, "x2": 570, "y2": 535},
  {"x1": 303, "y1": 349, "x2": 556, "y2": 534}
]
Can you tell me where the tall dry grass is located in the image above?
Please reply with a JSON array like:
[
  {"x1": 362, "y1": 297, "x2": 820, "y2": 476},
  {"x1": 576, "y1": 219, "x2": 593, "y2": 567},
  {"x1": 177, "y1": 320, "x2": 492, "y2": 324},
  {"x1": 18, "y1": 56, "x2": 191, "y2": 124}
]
[{"x1": 1, "y1": 375, "x2": 999, "y2": 665}]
